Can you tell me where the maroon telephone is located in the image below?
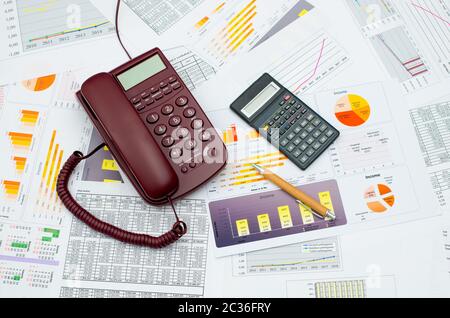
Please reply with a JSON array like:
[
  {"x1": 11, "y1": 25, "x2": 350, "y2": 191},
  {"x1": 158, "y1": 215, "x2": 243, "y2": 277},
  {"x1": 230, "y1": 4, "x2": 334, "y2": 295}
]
[{"x1": 57, "y1": 48, "x2": 227, "y2": 248}]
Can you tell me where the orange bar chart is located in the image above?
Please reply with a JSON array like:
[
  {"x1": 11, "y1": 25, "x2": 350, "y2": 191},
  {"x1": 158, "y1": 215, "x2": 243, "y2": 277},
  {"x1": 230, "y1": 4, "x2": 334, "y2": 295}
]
[
  {"x1": 1, "y1": 180, "x2": 21, "y2": 199},
  {"x1": 20, "y1": 110, "x2": 39, "y2": 126},
  {"x1": 8, "y1": 132, "x2": 33, "y2": 150},
  {"x1": 13, "y1": 156, "x2": 27, "y2": 174},
  {"x1": 222, "y1": 124, "x2": 238, "y2": 144}
]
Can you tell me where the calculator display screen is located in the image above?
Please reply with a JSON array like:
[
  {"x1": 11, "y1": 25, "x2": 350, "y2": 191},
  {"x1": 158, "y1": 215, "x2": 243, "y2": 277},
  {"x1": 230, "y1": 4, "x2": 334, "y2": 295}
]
[
  {"x1": 242, "y1": 82, "x2": 280, "y2": 118},
  {"x1": 117, "y1": 54, "x2": 166, "y2": 90}
]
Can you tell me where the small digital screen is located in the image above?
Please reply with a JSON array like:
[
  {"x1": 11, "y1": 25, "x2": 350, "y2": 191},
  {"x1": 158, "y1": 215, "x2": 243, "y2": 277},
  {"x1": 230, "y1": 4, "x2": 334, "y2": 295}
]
[
  {"x1": 241, "y1": 82, "x2": 280, "y2": 118},
  {"x1": 117, "y1": 54, "x2": 166, "y2": 90}
]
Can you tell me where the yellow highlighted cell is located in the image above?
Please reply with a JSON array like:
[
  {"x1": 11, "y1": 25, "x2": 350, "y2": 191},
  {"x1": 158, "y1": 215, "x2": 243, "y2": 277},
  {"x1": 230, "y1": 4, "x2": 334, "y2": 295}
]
[{"x1": 318, "y1": 191, "x2": 334, "y2": 212}]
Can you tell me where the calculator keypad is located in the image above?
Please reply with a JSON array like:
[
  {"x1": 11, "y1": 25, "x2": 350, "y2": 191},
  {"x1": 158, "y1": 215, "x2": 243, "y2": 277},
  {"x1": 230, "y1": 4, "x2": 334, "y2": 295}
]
[
  {"x1": 262, "y1": 94, "x2": 338, "y2": 170},
  {"x1": 131, "y1": 74, "x2": 219, "y2": 175}
]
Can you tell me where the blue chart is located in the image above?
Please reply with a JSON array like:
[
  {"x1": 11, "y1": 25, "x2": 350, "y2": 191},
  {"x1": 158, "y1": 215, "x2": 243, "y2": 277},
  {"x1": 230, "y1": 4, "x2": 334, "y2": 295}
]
[{"x1": 209, "y1": 179, "x2": 347, "y2": 249}]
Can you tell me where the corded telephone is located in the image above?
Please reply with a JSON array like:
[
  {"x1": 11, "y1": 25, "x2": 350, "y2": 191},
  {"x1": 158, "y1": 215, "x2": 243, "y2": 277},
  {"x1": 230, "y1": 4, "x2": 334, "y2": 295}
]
[{"x1": 56, "y1": 48, "x2": 227, "y2": 248}]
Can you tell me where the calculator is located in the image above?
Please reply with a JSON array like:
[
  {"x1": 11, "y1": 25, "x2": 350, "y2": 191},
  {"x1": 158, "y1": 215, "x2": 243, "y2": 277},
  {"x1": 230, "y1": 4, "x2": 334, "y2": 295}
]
[{"x1": 230, "y1": 73, "x2": 339, "y2": 170}]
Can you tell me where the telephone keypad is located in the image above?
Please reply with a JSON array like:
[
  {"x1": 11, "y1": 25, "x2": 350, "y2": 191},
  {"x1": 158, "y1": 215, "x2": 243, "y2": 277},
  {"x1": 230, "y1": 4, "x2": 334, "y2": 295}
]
[{"x1": 136, "y1": 75, "x2": 220, "y2": 175}]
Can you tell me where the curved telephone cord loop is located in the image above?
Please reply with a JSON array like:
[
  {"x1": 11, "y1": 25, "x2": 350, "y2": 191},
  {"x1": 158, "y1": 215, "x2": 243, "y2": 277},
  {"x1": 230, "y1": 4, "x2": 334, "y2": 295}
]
[{"x1": 56, "y1": 144, "x2": 188, "y2": 248}]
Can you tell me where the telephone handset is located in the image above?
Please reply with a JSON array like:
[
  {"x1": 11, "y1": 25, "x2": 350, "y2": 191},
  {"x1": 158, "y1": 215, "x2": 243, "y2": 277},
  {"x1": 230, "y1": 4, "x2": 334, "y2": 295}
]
[{"x1": 57, "y1": 48, "x2": 227, "y2": 248}]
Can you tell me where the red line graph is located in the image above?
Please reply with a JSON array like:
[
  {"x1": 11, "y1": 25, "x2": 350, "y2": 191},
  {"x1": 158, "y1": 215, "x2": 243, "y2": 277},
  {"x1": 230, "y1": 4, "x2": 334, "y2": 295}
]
[
  {"x1": 411, "y1": 2, "x2": 450, "y2": 27},
  {"x1": 293, "y1": 39, "x2": 326, "y2": 93}
]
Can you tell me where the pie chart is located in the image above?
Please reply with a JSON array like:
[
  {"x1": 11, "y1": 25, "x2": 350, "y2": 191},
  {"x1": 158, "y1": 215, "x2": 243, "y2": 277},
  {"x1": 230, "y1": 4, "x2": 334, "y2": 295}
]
[
  {"x1": 335, "y1": 94, "x2": 371, "y2": 127},
  {"x1": 22, "y1": 74, "x2": 56, "y2": 92},
  {"x1": 364, "y1": 184, "x2": 395, "y2": 213}
]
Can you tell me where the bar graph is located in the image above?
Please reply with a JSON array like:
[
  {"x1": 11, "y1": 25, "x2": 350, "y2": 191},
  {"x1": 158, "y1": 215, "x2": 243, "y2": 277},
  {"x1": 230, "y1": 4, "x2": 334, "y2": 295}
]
[
  {"x1": 222, "y1": 124, "x2": 239, "y2": 144},
  {"x1": 12, "y1": 157, "x2": 27, "y2": 174},
  {"x1": 19, "y1": 110, "x2": 39, "y2": 127},
  {"x1": 34, "y1": 130, "x2": 65, "y2": 219},
  {"x1": 1, "y1": 180, "x2": 21, "y2": 200},
  {"x1": 209, "y1": 179, "x2": 347, "y2": 248},
  {"x1": 8, "y1": 132, "x2": 33, "y2": 150}
]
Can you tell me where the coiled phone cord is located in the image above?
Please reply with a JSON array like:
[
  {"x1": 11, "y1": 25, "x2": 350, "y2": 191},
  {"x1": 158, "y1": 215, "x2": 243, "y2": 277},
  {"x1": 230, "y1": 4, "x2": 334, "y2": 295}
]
[{"x1": 56, "y1": 145, "x2": 188, "y2": 248}]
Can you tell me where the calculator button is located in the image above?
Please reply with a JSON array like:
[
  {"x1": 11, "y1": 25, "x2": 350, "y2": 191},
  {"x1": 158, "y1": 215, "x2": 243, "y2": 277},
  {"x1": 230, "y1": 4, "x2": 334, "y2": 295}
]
[
  {"x1": 169, "y1": 116, "x2": 182, "y2": 127},
  {"x1": 306, "y1": 148, "x2": 315, "y2": 157},
  {"x1": 200, "y1": 130, "x2": 212, "y2": 142},
  {"x1": 146, "y1": 113, "x2": 159, "y2": 124},
  {"x1": 306, "y1": 113, "x2": 315, "y2": 121},
  {"x1": 313, "y1": 142, "x2": 322, "y2": 150},
  {"x1": 279, "y1": 101, "x2": 286, "y2": 106},
  {"x1": 319, "y1": 136, "x2": 328, "y2": 144},
  {"x1": 141, "y1": 91, "x2": 150, "y2": 99},
  {"x1": 183, "y1": 107, "x2": 196, "y2": 118},
  {"x1": 131, "y1": 97, "x2": 140, "y2": 104},
  {"x1": 286, "y1": 144, "x2": 296, "y2": 152},
  {"x1": 185, "y1": 139, "x2": 197, "y2": 150},
  {"x1": 313, "y1": 130, "x2": 322, "y2": 138},
  {"x1": 284, "y1": 95, "x2": 291, "y2": 101},
  {"x1": 280, "y1": 139, "x2": 289, "y2": 147},
  {"x1": 163, "y1": 87, "x2": 172, "y2": 95},
  {"x1": 299, "y1": 143, "x2": 308, "y2": 151},
  {"x1": 154, "y1": 124, "x2": 167, "y2": 135},
  {"x1": 172, "y1": 82, "x2": 181, "y2": 90},
  {"x1": 150, "y1": 86, "x2": 159, "y2": 94},
  {"x1": 176, "y1": 96, "x2": 188, "y2": 107},
  {"x1": 161, "y1": 105, "x2": 174, "y2": 115},
  {"x1": 301, "y1": 108, "x2": 308, "y2": 114},
  {"x1": 290, "y1": 99, "x2": 296, "y2": 105},
  {"x1": 160, "y1": 81, "x2": 168, "y2": 88},
  {"x1": 168, "y1": 76, "x2": 177, "y2": 83},
  {"x1": 306, "y1": 137, "x2": 315, "y2": 145},
  {"x1": 293, "y1": 149, "x2": 302, "y2": 158},
  {"x1": 280, "y1": 110, "x2": 286, "y2": 115},
  {"x1": 170, "y1": 148, "x2": 183, "y2": 159},
  {"x1": 294, "y1": 126, "x2": 302, "y2": 134},
  {"x1": 191, "y1": 119, "x2": 204, "y2": 129},
  {"x1": 306, "y1": 125, "x2": 315, "y2": 133},
  {"x1": 153, "y1": 92, "x2": 163, "y2": 100},
  {"x1": 284, "y1": 105, "x2": 291, "y2": 110},
  {"x1": 293, "y1": 138, "x2": 302, "y2": 146},
  {"x1": 162, "y1": 136, "x2": 175, "y2": 148},
  {"x1": 326, "y1": 129, "x2": 335, "y2": 137},
  {"x1": 175, "y1": 127, "x2": 190, "y2": 139},
  {"x1": 287, "y1": 132, "x2": 295, "y2": 140},
  {"x1": 300, "y1": 120, "x2": 308, "y2": 128},
  {"x1": 319, "y1": 124, "x2": 328, "y2": 132},
  {"x1": 274, "y1": 115, "x2": 280, "y2": 121},
  {"x1": 313, "y1": 118, "x2": 321, "y2": 126},
  {"x1": 300, "y1": 131, "x2": 308, "y2": 139},
  {"x1": 300, "y1": 156, "x2": 309, "y2": 164},
  {"x1": 144, "y1": 97, "x2": 154, "y2": 105}
]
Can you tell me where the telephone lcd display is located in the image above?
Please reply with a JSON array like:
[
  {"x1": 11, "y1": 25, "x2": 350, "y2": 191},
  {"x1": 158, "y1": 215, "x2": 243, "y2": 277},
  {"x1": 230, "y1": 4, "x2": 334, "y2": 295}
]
[{"x1": 117, "y1": 54, "x2": 166, "y2": 90}]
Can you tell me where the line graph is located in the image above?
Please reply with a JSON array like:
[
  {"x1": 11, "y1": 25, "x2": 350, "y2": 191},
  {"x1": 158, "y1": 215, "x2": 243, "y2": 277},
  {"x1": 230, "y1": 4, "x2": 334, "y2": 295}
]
[
  {"x1": 411, "y1": 2, "x2": 450, "y2": 26},
  {"x1": 233, "y1": 237, "x2": 341, "y2": 275},
  {"x1": 15, "y1": 0, "x2": 115, "y2": 52},
  {"x1": 293, "y1": 39, "x2": 326, "y2": 93},
  {"x1": 268, "y1": 32, "x2": 350, "y2": 95}
]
